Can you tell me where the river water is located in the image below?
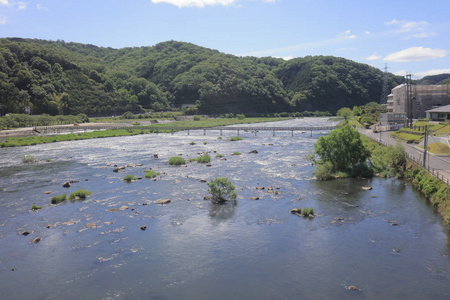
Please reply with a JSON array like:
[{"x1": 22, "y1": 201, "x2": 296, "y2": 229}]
[{"x1": 0, "y1": 118, "x2": 449, "y2": 300}]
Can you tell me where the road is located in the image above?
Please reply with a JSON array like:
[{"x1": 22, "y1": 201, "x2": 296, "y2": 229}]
[{"x1": 359, "y1": 128, "x2": 450, "y2": 185}]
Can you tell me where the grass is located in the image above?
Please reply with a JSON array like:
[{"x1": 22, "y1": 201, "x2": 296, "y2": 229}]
[
  {"x1": 168, "y1": 156, "x2": 186, "y2": 165},
  {"x1": 31, "y1": 204, "x2": 42, "y2": 210},
  {"x1": 231, "y1": 152, "x2": 241, "y2": 156},
  {"x1": 51, "y1": 194, "x2": 67, "y2": 204},
  {"x1": 391, "y1": 131, "x2": 423, "y2": 143},
  {"x1": 145, "y1": 170, "x2": 160, "y2": 178},
  {"x1": 424, "y1": 142, "x2": 450, "y2": 155},
  {"x1": 216, "y1": 154, "x2": 224, "y2": 158},
  {"x1": 190, "y1": 155, "x2": 211, "y2": 163},
  {"x1": 229, "y1": 136, "x2": 243, "y2": 141},
  {"x1": 69, "y1": 189, "x2": 92, "y2": 200},
  {"x1": 123, "y1": 174, "x2": 137, "y2": 182}
]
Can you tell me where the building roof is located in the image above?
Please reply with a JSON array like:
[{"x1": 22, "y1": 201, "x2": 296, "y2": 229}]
[{"x1": 426, "y1": 104, "x2": 450, "y2": 113}]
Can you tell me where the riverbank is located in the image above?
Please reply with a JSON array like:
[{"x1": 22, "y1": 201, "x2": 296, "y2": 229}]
[
  {"x1": 0, "y1": 117, "x2": 289, "y2": 147},
  {"x1": 358, "y1": 128, "x2": 450, "y2": 224}
]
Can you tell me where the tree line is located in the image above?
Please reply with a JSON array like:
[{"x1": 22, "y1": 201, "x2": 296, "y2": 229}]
[{"x1": 0, "y1": 38, "x2": 405, "y2": 116}]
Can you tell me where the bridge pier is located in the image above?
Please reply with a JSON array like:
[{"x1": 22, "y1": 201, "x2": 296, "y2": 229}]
[
  {"x1": 220, "y1": 129, "x2": 222, "y2": 136},
  {"x1": 237, "y1": 130, "x2": 240, "y2": 136},
  {"x1": 204, "y1": 129, "x2": 206, "y2": 136}
]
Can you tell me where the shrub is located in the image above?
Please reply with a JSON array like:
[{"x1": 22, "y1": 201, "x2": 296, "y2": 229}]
[
  {"x1": 22, "y1": 155, "x2": 36, "y2": 164},
  {"x1": 236, "y1": 114, "x2": 245, "y2": 120},
  {"x1": 193, "y1": 115, "x2": 201, "y2": 121},
  {"x1": 232, "y1": 152, "x2": 241, "y2": 156},
  {"x1": 314, "y1": 161, "x2": 334, "y2": 180},
  {"x1": 169, "y1": 156, "x2": 186, "y2": 165},
  {"x1": 69, "y1": 189, "x2": 92, "y2": 200},
  {"x1": 207, "y1": 177, "x2": 237, "y2": 204},
  {"x1": 218, "y1": 137, "x2": 223, "y2": 140},
  {"x1": 216, "y1": 154, "x2": 224, "y2": 158},
  {"x1": 51, "y1": 194, "x2": 67, "y2": 204},
  {"x1": 189, "y1": 142, "x2": 196, "y2": 145},
  {"x1": 121, "y1": 111, "x2": 135, "y2": 119},
  {"x1": 145, "y1": 170, "x2": 160, "y2": 178},
  {"x1": 229, "y1": 136, "x2": 242, "y2": 141},
  {"x1": 197, "y1": 155, "x2": 211, "y2": 163},
  {"x1": 45, "y1": 159, "x2": 52, "y2": 162},
  {"x1": 123, "y1": 174, "x2": 137, "y2": 182},
  {"x1": 203, "y1": 141, "x2": 208, "y2": 145},
  {"x1": 31, "y1": 204, "x2": 42, "y2": 210}
]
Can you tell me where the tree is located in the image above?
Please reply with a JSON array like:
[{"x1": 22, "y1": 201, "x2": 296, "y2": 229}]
[
  {"x1": 313, "y1": 125, "x2": 371, "y2": 177},
  {"x1": 336, "y1": 107, "x2": 352, "y2": 120},
  {"x1": 207, "y1": 177, "x2": 237, "y2": 204}
]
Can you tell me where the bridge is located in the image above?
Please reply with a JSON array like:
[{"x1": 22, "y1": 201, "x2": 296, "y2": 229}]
[
  {"x1": 173, "y1": 125, "x2": 337, "y2": 136},
  {"x1": 29, "y1": 124, "x2": 337, "y2": 137}
]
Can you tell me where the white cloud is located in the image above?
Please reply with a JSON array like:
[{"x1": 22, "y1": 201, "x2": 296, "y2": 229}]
[
  {"x1": 384, "y1": 47, "x2": 446, "y2": 62},
  {"x1": 385, "y1": 19, "x2": 436, "y2": 39},
  {"x1": 17, "y1": 1, "x2": 26, "y2": 9},
  {"x1": 37, "y1": 3, "x2": 48, "y2": 11},
  {"x1": 413, "y1": 69, "x2": 450, "y2": 78},
  {"x1": 366, "y1": 52, "x2": 382, "y2": 61},
  {"x1": 151, "y1": 0, "x2": 237, "y2": 8},
  {"x1": 0, "y1": 16, "x2": 7, "y2": 25},
  {"x1": 364, "y1": 31, "x2": 370, "y2": 35},
  {"x1": 0, "y1": 0, "x2": 26, "y2": 9},
  {"x1": 405, "y1": 32, "x2": 437, "y2": 39},
  {"x1": 337, "y1": 30, "x2": 356, "y2": 40},
  {"x1": 241, "y1": 30, "x2": 358, "y2": 57},
  {"x1": 151, "y1": 0, "x2": 276, "y2": 8}
]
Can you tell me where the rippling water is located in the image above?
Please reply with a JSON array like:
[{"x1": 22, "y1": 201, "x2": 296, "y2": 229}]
[{"x1": 0, "y1": 118, "x2": 449, "y2": 300}]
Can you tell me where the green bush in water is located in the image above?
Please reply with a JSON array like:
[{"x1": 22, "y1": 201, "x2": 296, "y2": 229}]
[
  {"x1": 145, "y1": 170, "x2": 160, "y2": 178},
  {"x1": 169, "y1": 156, "x2": 186, "y2": 165},
  {"x1": 51, "y1": 194, "x2": 67, "y2": 204},
  {"x1": 123, "y1": 175, "x2": 137, "y2": 182},
  {"x1": 69, "y1": 189, "x2": 92, "y2": 200}
]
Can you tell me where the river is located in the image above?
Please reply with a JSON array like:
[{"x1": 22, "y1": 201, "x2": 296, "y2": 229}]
[{"x1": 0, "y1": 118, "x2": 449, "y2": 299}]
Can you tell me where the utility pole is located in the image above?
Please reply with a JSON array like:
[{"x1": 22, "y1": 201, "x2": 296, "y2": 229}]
[
  {"x1": 405, "y1": 73, "x2": 413, "y2": 128},
  {"x1": 380, "y1": 64, "x2": 389, "y2": 105},
  {"x1": 423, "y1": 126, "x2": 428, "y2": 168}
]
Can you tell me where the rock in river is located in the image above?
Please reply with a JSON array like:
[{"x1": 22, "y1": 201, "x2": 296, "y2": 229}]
[{"x1": 155, "y1": 199, "x2": 171, "y2": 205}]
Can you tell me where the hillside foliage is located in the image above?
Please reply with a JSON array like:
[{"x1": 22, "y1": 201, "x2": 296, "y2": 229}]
[{"x1": 1, "y1": 38, "x2": 404, "y2": 116}]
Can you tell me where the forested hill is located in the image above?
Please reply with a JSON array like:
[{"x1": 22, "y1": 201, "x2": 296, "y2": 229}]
[
  {"x1": 417, "y1": 74, "x2": 450, "y2": 85},
  {"x1": 0, "y1": 38, "x2": 404, "y2": 115}
]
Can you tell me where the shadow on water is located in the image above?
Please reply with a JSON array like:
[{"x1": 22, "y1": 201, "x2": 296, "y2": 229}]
[{"x1": 208, "y1": 200, "x2": 237, "y2": 223}]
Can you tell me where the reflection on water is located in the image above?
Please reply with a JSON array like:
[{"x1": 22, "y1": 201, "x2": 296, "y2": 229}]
[{"x1": 0, "y1": 118, "x2": 449, "y2": 300}]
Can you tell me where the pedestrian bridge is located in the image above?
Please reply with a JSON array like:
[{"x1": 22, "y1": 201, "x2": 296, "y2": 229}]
[{"x1": 178, "y1": 125, "x2": 337, "y2": 136}]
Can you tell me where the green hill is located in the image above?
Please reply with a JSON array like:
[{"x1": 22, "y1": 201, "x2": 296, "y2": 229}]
[
  {"x1": 417, "y1": 74, "x2": 450, "y2": 85},
  {"x1": 0, "y1": 38, "x2": 404, "y2": 116}
]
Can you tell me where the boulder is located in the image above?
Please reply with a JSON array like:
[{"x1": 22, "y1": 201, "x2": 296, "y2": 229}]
[
  {"x1": 154, "y1": 154, "x2": 159, "y2": 159},
  {"x1": 21, "y1": 231, "x2": 30, "y2": 236},
  {"x1": 140, "y1": 226, "x2": 147, "y2": 231},
  {"x1": 120, "y1": 206, "x2": 129, "y2": 210},
  {"x1": 248, "y1": 150, "x2": 258, "y2": 154},
  {"x1": 204, "y1": 196, "x2": 212, "y2": 200},
  {"x1": 267, "y1": 186, "x2": 274, "y2": 191},
  {"x1": 32, "y1": 237, "x2": 41, "y2": 244},
  {"x1": 362, "y1": 186, "x2": 372, "y2": 190},
  {"x1": 250, "y1": 197, "x2": 260, "y2": 200},
  {"x1": 43, "y1": 191, "x2": 51, "y2": 194},
  {"x1": 347, "y1": 286, "x2": 359, "y2": 291},
  {"x1": 62, "y1": 182, "x2": 71, "y2": 188},
  {"x1": 200, "y1": 179, "x2": 207, "y2": 183},
  {"x1": 85, "y1": 223, "x2": 97, "y2": 229},
  {"x1": 256, "y1": 186, "x2": 265, "y2": 190}
]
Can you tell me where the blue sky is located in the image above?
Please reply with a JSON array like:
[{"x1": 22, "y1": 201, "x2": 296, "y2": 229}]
[{"x1": 1, "y1": 0, "x2": 449, "y2": 78}]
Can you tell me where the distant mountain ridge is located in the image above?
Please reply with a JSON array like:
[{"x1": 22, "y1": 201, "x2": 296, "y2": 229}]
[
  {"x1": 417, "y1": 74, "x2": 450, "y2": 85},
  {"x1": 0, "y1": 38, "x2": 406, "y2": 115}
]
